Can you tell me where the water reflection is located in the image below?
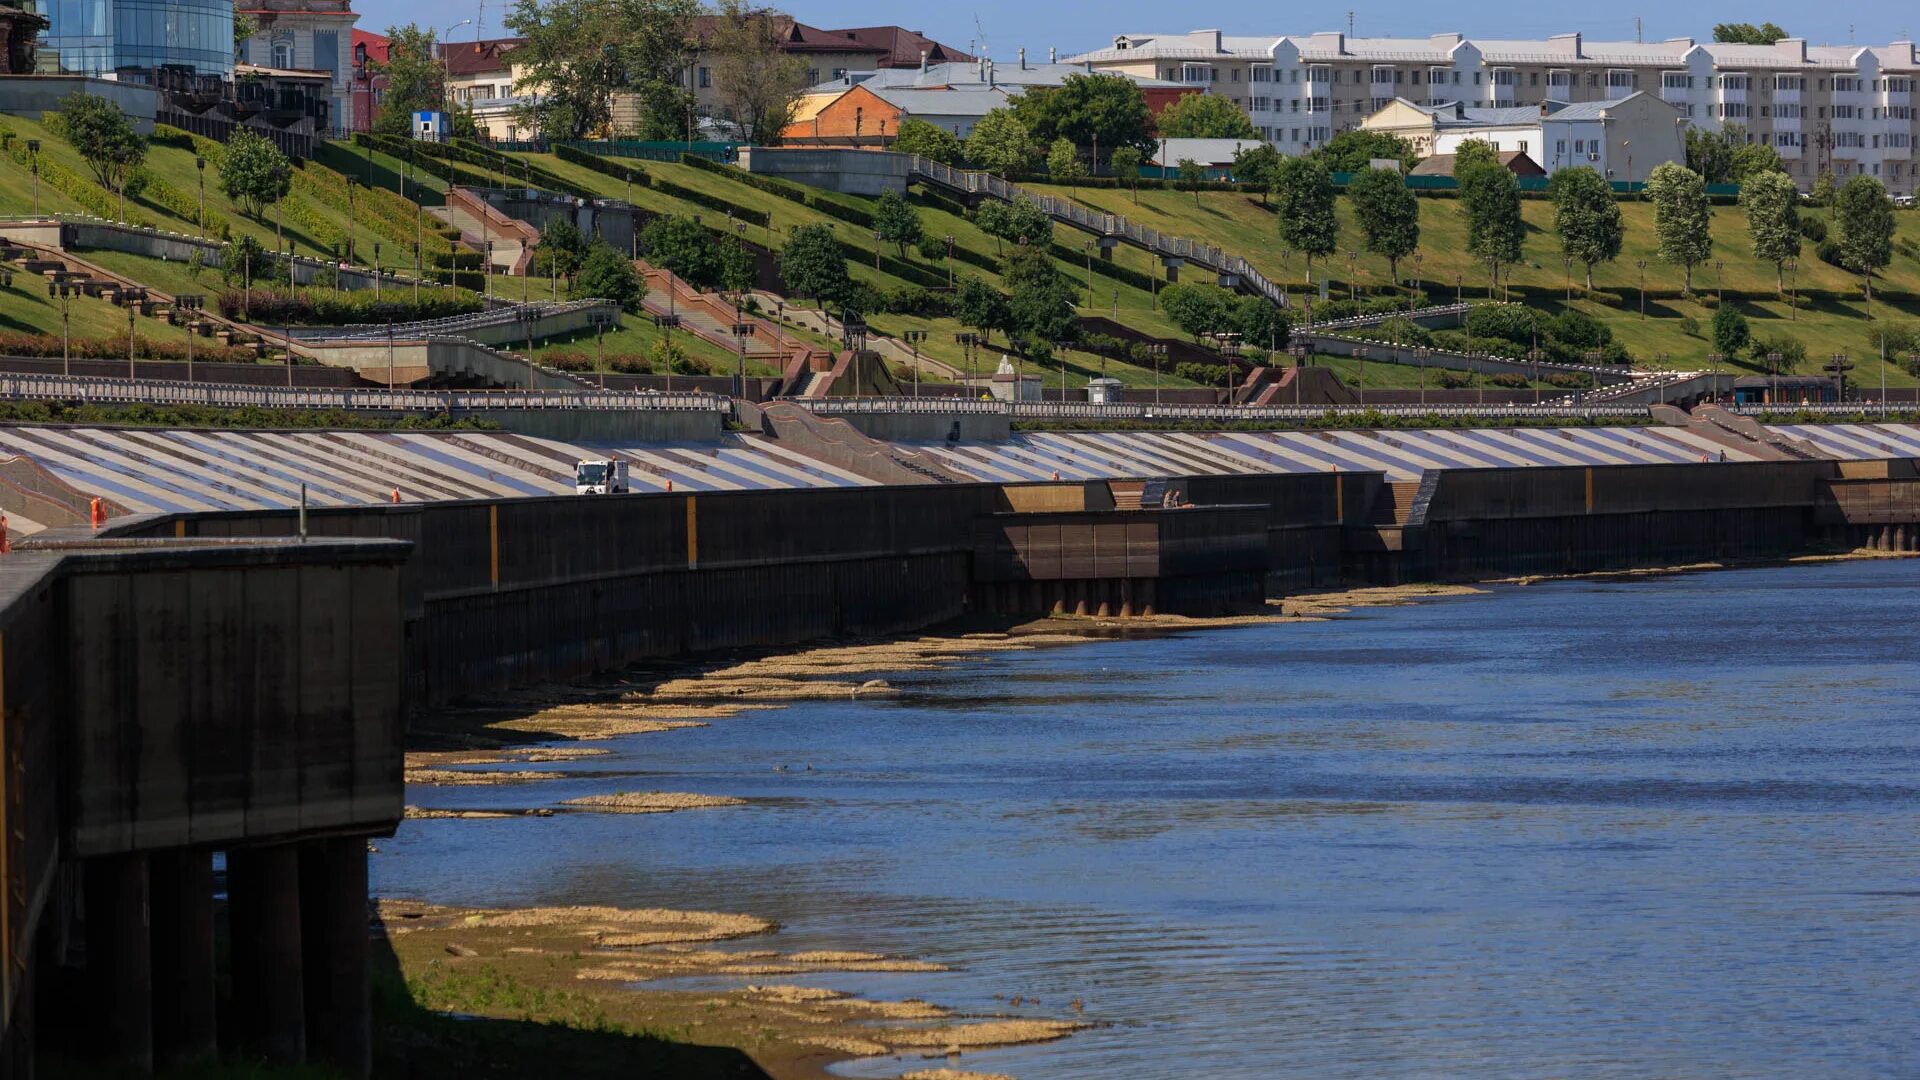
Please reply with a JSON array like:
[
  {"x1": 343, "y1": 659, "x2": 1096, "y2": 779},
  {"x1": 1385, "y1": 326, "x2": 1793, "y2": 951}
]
[{"x1": 376, "y1": 561, "x2": 1920, "y2": 1079}]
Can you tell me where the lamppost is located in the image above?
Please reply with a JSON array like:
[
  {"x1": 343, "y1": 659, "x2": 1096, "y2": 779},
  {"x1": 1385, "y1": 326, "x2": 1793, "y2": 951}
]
[
  {"x1": 1826, "y1": 352, "x2": 1852, "y2": 403},
  {"x1": 440, "y1": 19, "x2": 473, "y2": 109},
  {"x1": 954, "y1": 331, "x2": 980, "y2": 388},
  {"x1": 944, "y1": 234, "x2": 955, "y2": 290},
  {"x1": 26, "y1": 139, "x2": 38, "y2": 215},
  {"x1": 124, "y1": 286, "x2": 144, "y2": 378},
  {"x1": 1083, "y1": 240, "x2": 1095, "y2": 308},
  {"x1": 1346, "y1": 250, "x2": 1359, "y2": 301},
  {"x1": 345, "y1": 177, "x2": 357, "y2": 268},
  {"x1": 49, "y1": 279, "x2": 80, "y2": 377},
  {"x1": 1714, "y1": 258, "x2": 1725, "y2": 305},
  {"x1": 176, "y1": 294, "x2": 203, "y2": 384},
  {"x1": 728, "y1": 312, "x2": 754, "y2": 400},
  {"x1": 1563, "y1": 254, "x2": 1573, "y2": 303},
  {"x1": 1415, "y1": 346, "x2": 1431, "y2": 406},
  {"x1": 1354, "y1": 343, "x2": 1367, "y2": 407},
  {"x1": 1636, "y1": 258, "x2": 1647, "y2": 319},
  {"x1": 373, "y1": 242, "x2": 382, "y2": 301},
  {"x1": 1784, "y1": 258, "x2": 1799, "y2": 320},
  {"x1": 412, "y1": 241, "x2": 421, "y2": 305},
  {"x1": 243, "y1": 244, "x2": 254, "y2": 319},
  {"x1": 1145, "y1": 342, "x2": 1167, "y2": 406},
  {"x1": 195, "y1": 155, "x2": 206, "y2": 237},
  {"x1": 1412, "y1": 252, "x2": 1424, "y2": 309},
  {"x1": 1707, "y1": 352, "x2": 1724, "y2": 403},
  {"x1": 1455, "y1": 271, "x2": 1463, "y2": 307},
  {"x1": 1527, "y1": 347, "x2": 1542, "y2": 404},
  {"x1": 484, "y1": 240, "x2": 494, "y2": 301},
  {"x1": 903, "y1": 329, "x2": 926, "y2": 397},
  {"x1": 329, "y1": 243, "x2": 340, "y2": 295},
  {"x1": 1290, "y1": 341, "x2": 1310, "y2": 405}
]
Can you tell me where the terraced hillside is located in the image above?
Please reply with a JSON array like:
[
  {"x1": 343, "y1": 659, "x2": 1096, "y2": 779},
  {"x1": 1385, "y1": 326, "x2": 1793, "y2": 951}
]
[{"x1": 1025, "y1": 181, "x2": 1920, "y2": 389}]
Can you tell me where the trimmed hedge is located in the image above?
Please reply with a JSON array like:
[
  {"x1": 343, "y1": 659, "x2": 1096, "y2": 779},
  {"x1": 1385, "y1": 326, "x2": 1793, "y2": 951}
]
[
  {"x1": 0, "y1": 126, "x2": 157, "y2": 227},
  {"x1": 680, "y1": 153, "x2": 871, "y2": 228},
  {"x1": 557, "y1": 144, "x2": 774, "y2": 229},
  {"x1": 215, "y1": 286, "x2": 483, "y2": 324}
]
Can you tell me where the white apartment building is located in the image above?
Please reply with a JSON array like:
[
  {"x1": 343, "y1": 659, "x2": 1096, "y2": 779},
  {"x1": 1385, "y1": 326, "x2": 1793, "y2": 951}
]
[{"x1": 1067, "y1": 29, "x2": 1920, "y2": 194}]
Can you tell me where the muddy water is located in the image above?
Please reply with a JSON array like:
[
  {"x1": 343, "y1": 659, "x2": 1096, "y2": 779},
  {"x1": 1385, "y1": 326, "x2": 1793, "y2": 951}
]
[{"x1": 373, "y1": 560, "x2": 1920, "y2": 1078}]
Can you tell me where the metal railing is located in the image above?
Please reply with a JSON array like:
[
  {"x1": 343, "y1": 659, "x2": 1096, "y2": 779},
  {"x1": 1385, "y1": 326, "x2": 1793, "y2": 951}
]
[
  {"x1": 909, "y1": 156, "x2": 1290, "y2": 307},
  {"x1": 315, "y1": 300, "x2": 616, "y2": 342},
  {"x1": 0, "y1": 372, "x2": 727, "y2": 413},
  {"x1": 1300, "y1": 303, "x2": 1470, "y2": 330},
  {"x1": 782, "y1": 395, "x2": 1653, "y2": 423}
]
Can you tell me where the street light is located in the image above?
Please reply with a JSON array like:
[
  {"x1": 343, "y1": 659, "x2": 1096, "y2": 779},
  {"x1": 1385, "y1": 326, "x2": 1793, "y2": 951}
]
[
  {"x1": 1714, "y1": 258, "x2": 1725, "y2": 305},
  {"x1": 373, "y1": 241, "x2": 382, "y2": 301},
  {"x1": 903, "y1": 329, "x2": 927, "y2": 398},
  {"x1": 1144, "y1": 342, "x2": 1167, "y2": 406},
  {"x1": 194, "y1": 155, "x2": 206, "y2": 237},
  {"x1": 123, "y1": 286, "x2": 146, "y2": 378},
  {"x1": 26, "y1": 139, "x2": 39, "y2": 215},
  {"x1": 48, "y1": 279, "x2": 81, "y2": 377},
  {"x1": 1346, "y1": 250, "x2": 1359, "y2": 302},
  {"x1": 1636, "y1": 258, "x2": 1648, "y2": 319},
  {"x1": 954, "y1": 331, "x2": 981, "y2": 388},
  {"x1": 176, "y1": 294, "x2": 204, "y2": 384},
  {"x1": 439, "y1": 20, "x2": 474, "y2": 110},
  {"x1": 1784, "y1": 258, "x2": 1799, "y2": 320}
]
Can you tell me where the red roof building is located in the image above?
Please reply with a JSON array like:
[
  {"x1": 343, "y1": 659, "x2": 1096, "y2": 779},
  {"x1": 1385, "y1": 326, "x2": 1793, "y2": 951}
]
[{"x1": 349, "y1": 28, "x2": 388, "y2": 132}]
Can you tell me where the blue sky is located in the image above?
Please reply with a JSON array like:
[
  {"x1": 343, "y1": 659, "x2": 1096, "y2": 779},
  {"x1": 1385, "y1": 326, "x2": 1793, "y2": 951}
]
[{"x1": 387, "y1": 1, "x2": 1914, "y2": 57}]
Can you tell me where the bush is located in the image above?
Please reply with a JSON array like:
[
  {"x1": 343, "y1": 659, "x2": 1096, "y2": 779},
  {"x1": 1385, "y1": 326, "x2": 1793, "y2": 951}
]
[
  {"x1": 1799, "y1": 217, "x2": 1828, "y2": 243},
  {"x1": 1174, "y1": 360, "x2": 1227, "y2": 384},
  {"x1": 1465, "y1": 303, "x2": 1535, "y2": 345},
  {"x1": 1679, "y1": 316, "x2": 1701, "y2": 338},
  {"x1": 214, "y1": 286, "x2": 482, "y2": 324},
  {"x1": 1486, "y1": 373, "x2": 1529, "y2": 388}
]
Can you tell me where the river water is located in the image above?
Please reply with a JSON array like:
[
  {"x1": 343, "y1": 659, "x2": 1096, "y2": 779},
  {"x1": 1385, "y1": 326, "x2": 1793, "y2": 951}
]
[{"x1": 374, "y1": 560, "x2": 1920, "y2": 1079}]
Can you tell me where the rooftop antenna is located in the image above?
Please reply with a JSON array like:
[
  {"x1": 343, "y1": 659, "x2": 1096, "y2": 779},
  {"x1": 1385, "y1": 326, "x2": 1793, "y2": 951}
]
[
  {"x1": 1348, "y1": 10, "x2": 1355, "y2": 37},
  {"x1": 477, "y1": 0, "x2": 485, "y2": 39},
  {"x1": 973, "y1": 13, "x2": 988, "y2": 59},
  {"x1": 1635, "y1": 17, "x2": 1642, "y2": 43}
]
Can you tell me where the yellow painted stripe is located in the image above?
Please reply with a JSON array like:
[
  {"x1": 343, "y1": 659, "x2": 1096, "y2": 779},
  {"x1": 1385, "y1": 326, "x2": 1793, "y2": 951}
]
[
  {"x1": 686, "y1": 496, "x2": 698, "y2": 569},
  {"x1": 1335, "y1": 475, "x2": 1344, "y2": 522},
  {"x1": 1584, "y1": 467, "x2": 1594, "y2": 514},
  {"x1": 489, "y1": 504, "x2": 500, "y2": 588},
  {"x1": 174, "y1": 519, "x2": 185, "y2": 538}
]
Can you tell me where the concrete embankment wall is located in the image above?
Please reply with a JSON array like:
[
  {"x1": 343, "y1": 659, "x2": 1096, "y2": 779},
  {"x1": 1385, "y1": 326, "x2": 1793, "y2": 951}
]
[{"x1": 1410, "y1": 460, "x2": 1838, "y2": 579}]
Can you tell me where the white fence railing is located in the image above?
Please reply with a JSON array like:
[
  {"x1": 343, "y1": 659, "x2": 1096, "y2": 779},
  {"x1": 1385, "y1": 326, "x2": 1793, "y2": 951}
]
[
  {"x1": 781, "y1": 396, "x2": 1654, "y2": 423},
  {"x1": 0, "y1": 372, "x2": 726, "y2": 412}
]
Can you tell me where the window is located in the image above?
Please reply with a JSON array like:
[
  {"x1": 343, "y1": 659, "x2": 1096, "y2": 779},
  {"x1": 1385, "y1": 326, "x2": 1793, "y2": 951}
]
[
  {"x1": 1548, "y1": 70, "x2": 1570, "y2": 89},
  {"x1": 1530, "y1": 72, "x2": 1538, "y2": 86},
  {"x1": 1891, "y1": 105, "x2": 1915, "y2": 120},
  {"x1": 1555, "y1": 138, "x2": 1566, "y2": 157},
  {"x1": 697, "y1": 66, "x2": 711, "y2": 88},
  {"x1": 1890, "y1": 133, "x2": 1913, "y2": 149},
  {"x1": 1721, "y1": 102, "x2": 1749, "y2": 119},
  {"x1": 271, "y1": 40, "x2": 292, "y2": 68},
  {"x1": 1833, "y1": 104, "x2": 1857, "y2": 119},
  {"x1": 1662, "y1": 72, "x2": 1690, "y2": 90},
  {"x1": 1232, "y1": 69, "x2": 1240, "y2": 81},
  {"x1": 1607, "y1": 70, "x2": 1633, "y2": 89},
  {"x1": 807, "y1": 68, "x2": 818, "y2": 83},
  {"x1": 1777, "y1": 103, "x2": 1802, "y2": 118},
  {"x1": 1720, "y1": 74, "x2": 1748, "y2": 90}
]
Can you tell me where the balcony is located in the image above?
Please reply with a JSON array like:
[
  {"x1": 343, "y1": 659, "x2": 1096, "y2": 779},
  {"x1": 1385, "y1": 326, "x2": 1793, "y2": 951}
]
[{"x1": 1774, "y1": 86, "x2": 1800, "y2": 104}]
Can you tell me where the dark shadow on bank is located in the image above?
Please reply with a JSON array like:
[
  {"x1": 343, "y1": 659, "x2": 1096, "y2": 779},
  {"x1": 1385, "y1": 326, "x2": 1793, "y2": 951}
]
[{"x1": 365, "y1": 924, "x2": 772, "y2": 1080}]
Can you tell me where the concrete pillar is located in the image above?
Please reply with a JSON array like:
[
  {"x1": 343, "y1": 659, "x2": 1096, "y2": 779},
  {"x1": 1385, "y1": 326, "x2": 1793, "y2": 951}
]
[
  {"x1": 301, "y1": 837, "x2": 372, "y2": 1079},
  {"x1": 83, "y1": 853, "x2": 152, "y2": 1074},
  {"x1": 148, "y1": 848, "x2": 216, "y2": 1067},
  {"x1": 227, "y1": 844, "x2": 305, "y2": 1065}
]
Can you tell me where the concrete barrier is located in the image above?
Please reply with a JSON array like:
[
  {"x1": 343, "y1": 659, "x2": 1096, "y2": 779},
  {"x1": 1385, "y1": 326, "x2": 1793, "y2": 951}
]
[{"x1": 737, "y1": 147, "x2": 911, "y2": 196}]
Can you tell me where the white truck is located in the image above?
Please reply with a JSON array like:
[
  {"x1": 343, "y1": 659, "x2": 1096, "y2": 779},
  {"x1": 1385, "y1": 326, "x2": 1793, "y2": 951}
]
[{"x1": 574, "y1": 459, "x2": 630, "y2": 494}]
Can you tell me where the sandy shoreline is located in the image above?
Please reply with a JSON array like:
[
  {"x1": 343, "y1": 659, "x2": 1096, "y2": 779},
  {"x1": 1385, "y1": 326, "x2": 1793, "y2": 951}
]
[{"x1": 388, "y1": 581, "x2": 1492, "y2": 1079}]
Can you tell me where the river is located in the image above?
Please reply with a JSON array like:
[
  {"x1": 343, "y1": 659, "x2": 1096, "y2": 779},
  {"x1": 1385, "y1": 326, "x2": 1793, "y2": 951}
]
[{"x1": 374, "y1": 559, "x2": 1920, "y2": 1078}]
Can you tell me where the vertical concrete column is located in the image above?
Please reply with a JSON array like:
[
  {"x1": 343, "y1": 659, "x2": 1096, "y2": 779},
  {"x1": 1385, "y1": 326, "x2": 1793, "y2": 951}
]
[
  {"x1": 83, "y1": 853, "x2": 152, "y2": 1074},
  {"x1": 300, "y1": 837, "x2": 371, "y2": 1079},
  {"x1": 148, "y1": 847, "x2": 216, "y2": 1067},
  {"x1": 226, "y1": 844, "x2": 305, "y2": 1065}
]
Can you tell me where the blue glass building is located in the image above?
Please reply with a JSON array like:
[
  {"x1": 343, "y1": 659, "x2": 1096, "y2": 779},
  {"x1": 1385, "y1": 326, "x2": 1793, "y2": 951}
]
[{"x1": 36, "y1": 0, "x2": 233, "y2": 77}]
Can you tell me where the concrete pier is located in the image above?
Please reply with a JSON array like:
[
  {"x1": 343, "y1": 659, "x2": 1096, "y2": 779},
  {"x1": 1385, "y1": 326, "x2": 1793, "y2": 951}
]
[
  {"x1": 148, "y1": 848, "x2": 216, "y2": 1067},
  {"x1": 301, "y1": 837, "x2": 372, "y2": 1078},
  {"x1": 228, "y1": 844, "x2": 307, "y2": 1066},
  {"x1": 82, "y1": 854, "x2": 151, "y2": 1073}
]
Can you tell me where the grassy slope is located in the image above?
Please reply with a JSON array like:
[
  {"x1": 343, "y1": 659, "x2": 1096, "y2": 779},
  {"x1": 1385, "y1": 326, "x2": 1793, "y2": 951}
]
[
  {"x1": 501, "y1": 151, "x2": 1210, "y2": 387},
  {"x1": 1028, "y1": 182, "x2": 1920, "y2": 388}
]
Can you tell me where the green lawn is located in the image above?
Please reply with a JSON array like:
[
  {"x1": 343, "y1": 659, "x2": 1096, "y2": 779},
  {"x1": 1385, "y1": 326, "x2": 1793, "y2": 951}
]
[{"x1": 1029, "y1": 181, "x2": 1920, "y2": 388}]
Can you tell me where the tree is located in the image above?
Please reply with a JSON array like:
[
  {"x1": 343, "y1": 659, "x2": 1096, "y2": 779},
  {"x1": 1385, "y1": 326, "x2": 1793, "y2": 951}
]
[
  {"x1": 1684, "y1": 126, "x2": 1735, "y2": 184},
  {"x1": 1003, "y1": 249, "x2": 1078, "y2": 346},
  {"x1": 373, "y1": 24, "x2": 446, "y2": 136},
  {"x1": 1810, "y1": 169, "x2": 1836, "y2": 208},
  {"x1": 449, "y1": 101, "x2": 480, "y2": 139},
  {"x1": 1834, "y1": 174, "x2": 1894, "y2": 303},
  {"x1": 571, "y1": 241, "x2": 646, "y2": 312},
  {"x1": 1109, "y1": 146, "x2": 1144, "y2": 204},
  {"x1": 1347, "y1": 167, "x2": 1419, "y2": 287},
  {"x1": 1153, "y1": 93, "x2": 1257, "y2": 139},
  {"x1": 1273, "y1": 155, "x2": 1337, "y2": 284},
  {"x1": 1176, "y1": 158, "x2": 1206, "y2": 206},
  {"x1": 706, "y1": 0, "x2": 810, "y2": 145},
  {"x1": 872, "y1": 189, "x2": 923, "y2": 258},
  {"x1": 1549, "y1": 166, "x2": 1623, "y2": 289},
  {"x1": 233, "y1": 2, "x2": 256, "y2": 57},
  {"x1": 641, "y1": 214, "x2": 722, "y2": 288},
  {"x1": 57, "y1": 92, "x2": 145, "y2": 194},
  {"x1": 1159, "y1": 282, "x2": 1234, "y2": 342},
  {"x1": 217, "y1": 130, "x2": 291, "y2": 219},
  {"x1": 1460, "y1": 159, "x2": 1525, "y2": 298},
  {"x1": 536, "y1": 218, "x2": 590, "y2": 286},
  {"x1": 778, "y1": 223, "x2": 849, "y2": 304},
  {"x1": 1316, "y1": 129, "x2": 1417, "y2": 173},
  {"x1": 1013, "y1": 73, "x2": 1155, "y2": 164},
  {"x1": 973, "y1": 196, "x2": 1052, "y2": 252},
  {"x1": 1740, "y1": 168, "x2": 1802, "y2": 292},
  {"x1": 954, "y1": 275, "x2": 1010, "y2": 345},
  {"x1": 1712, "y1": 22, "x2": 1788, "y2": 44},
  {"x1": 1646, "y1": 161, "x2": 1713, "y2": 291},
  {"x1": 505, "y1": 0, "x2": 697, "y2": 141},
  {"x1": 1452, "y1": 138, "x2": 1499, "y2": 176},
  {"x1": 719, "y1": 240, "x2": 756, "y2": 296},
  {"x1": 1460, "y1": 169, "x2": 1524, "y2": 294},
  {"x1": 892, "y1": 118, "x2": 963, "y2": 165},
  {"x1": 1730, "y1": 140, "x2": 1784, "y2": 183},
  {"x1": 1234, "y1": 295, "x2": 1290, "y2": 352},
  {"x1": 1711, "y1": 304, "x2": 1751, "y2": 358},
  {"x1": 1047, "y1": 138, "x2": 1086, "y2": 193},
  {"x1": 1231, "y1": 142, "x2": 1283, "y2": 205},
  {"x1": 965, "y1": 109, "x2": 1037, "y2": 175}
]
